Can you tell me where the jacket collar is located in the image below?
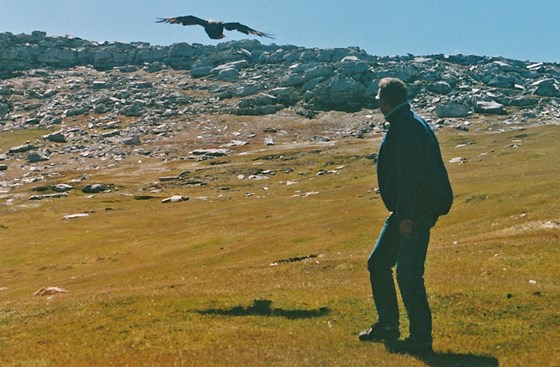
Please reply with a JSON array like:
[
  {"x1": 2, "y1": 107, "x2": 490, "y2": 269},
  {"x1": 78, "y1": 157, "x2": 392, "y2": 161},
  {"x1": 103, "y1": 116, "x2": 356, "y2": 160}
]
[{"x1": 384, "y1": 102, "x2": 411, "y2": 123}]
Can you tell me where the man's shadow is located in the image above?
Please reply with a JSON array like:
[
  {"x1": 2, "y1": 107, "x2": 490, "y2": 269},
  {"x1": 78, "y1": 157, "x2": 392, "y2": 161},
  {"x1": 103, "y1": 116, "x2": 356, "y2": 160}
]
[
  {"x1": 385, "y1": 343, "x2": 499, "y2": 367},
  {"x1": 197, "y1": 299, "x2": 330, "y2": 319}
]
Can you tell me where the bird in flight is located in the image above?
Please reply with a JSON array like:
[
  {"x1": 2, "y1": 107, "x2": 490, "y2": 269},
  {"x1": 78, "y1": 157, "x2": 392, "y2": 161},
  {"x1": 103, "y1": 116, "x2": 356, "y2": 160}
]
[{"x1": 157, "y1": 15, "x2": 274, "y2": 40}]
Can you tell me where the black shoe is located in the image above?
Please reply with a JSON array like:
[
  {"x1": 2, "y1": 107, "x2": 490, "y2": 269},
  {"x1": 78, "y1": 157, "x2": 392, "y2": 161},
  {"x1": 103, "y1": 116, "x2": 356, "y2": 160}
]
[
  {"x1": 359, "y1": 322, "x2": 400, "y2": 342},
  {"x1": 386, "y1": 337, "x2": 433, "y2": 355}
]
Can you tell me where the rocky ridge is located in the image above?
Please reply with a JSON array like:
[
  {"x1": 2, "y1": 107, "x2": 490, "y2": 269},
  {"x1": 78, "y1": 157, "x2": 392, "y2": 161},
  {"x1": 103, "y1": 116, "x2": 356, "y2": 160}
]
[
  {"x1": 1, "y1": 31, "x2": 559, "y2": 202},
  {"x1": 1, "y1": 31, "x2": 559, "y2": 117}
]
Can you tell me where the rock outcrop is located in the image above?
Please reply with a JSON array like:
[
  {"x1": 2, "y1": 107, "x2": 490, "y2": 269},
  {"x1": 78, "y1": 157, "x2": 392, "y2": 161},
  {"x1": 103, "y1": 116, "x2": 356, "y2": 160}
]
[{"x1": 1, "y1": 31, "x2": 559, "y2": 119}]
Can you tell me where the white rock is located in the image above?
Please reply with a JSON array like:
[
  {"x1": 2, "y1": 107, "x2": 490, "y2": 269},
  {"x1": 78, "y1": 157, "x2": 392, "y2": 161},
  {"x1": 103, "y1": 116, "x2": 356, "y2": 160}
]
[
  {"x1": 162, "y1": 195, "x2": 189, "y2": 203},
  {"x1": 63, "y1": 213, "x2": 89, "y2": 219}
]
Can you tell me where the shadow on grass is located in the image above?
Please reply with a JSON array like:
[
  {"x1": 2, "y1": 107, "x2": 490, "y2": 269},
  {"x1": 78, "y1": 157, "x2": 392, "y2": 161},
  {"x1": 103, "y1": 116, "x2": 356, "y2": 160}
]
[
  {"x1": 197, "y1": 299, "x2": 330, "y2": 319},
  {"x1": 415, "y1": 352, "x2": 499, "y2": 367},
  {"x1": 385, "y1": 346, "x2": 499, "y2": 367}
]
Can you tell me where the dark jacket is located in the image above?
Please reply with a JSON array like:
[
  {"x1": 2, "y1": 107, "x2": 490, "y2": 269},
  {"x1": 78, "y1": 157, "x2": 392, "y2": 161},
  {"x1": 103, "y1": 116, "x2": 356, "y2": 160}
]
[{"x1": 377, "y1": 103, "x2": 453, "y2": 220}]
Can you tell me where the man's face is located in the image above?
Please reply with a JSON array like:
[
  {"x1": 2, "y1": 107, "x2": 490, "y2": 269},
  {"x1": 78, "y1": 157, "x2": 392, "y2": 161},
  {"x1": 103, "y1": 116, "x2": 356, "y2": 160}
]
[{"x1": 377, "y1": 90, "x2": 390, "y2": 116}]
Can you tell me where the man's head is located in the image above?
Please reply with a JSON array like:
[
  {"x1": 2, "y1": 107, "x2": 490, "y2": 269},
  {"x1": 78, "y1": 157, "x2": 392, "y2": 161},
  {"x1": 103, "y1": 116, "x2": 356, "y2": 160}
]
[{"x1": 376, "y1": 77, "x2": 408, "y2": 116}]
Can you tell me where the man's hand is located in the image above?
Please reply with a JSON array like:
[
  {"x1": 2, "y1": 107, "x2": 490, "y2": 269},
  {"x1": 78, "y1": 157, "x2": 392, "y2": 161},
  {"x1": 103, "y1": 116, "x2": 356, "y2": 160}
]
[{"x1": 399, "y1": 219, "x2": 414, "y2": 239}]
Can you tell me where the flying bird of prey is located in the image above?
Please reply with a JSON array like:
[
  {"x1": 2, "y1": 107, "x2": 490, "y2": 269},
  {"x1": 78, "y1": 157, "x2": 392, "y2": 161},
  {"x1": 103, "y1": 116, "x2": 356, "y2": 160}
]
[{"x1": 157, "y1": 15, "x2": 274, "y2": 40}]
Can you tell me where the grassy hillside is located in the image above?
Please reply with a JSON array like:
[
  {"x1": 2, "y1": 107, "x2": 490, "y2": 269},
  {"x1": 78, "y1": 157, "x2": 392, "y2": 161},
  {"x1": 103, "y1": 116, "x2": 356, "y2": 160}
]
[{"x1": 1, "y1": 116, "x2": 559, "y2": 366}]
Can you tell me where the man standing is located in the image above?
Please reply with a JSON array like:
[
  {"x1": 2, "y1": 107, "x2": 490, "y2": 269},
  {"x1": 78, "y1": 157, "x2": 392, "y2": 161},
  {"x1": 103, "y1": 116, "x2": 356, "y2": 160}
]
[{"x1": 359, "y1": 77, "x2": 453, "y2": 354}]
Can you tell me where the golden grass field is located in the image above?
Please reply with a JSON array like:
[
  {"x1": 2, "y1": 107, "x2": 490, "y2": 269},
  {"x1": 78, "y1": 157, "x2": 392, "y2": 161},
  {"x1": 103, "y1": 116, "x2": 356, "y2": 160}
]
[{"x1": 1, "y1": 112, "x2": 559, "y2": 366}]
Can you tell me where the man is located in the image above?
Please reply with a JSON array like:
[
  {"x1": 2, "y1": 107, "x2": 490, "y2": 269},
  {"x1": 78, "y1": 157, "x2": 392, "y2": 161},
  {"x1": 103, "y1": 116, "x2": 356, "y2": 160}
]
[{"x1": 359, "y1": 77, "x2": 453, "y2": 354}]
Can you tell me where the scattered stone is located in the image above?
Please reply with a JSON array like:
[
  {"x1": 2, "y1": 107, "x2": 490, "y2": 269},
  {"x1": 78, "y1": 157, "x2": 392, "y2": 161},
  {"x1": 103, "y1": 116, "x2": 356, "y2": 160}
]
[
  {"x1": 43, "y1": 131, "x2": 67, "y2": 143},
  {"x1": 449, "y1": 157, "x2": 467, "y2": 164},
  {"x1": 220, "y1": 140, "x2": 248, "y2": 147},
  {"x1": 312, "y1": 136, "x2": 330, "y2": 142},
  {"x1": 34, "y1": 287, "x2": 69, "y2": 296},
  {"x1": 436, "y1": 102, "x2": 471, "y2": 118},
  {"x1": 8, "y1": 144, "x2": 35, "y2": 154},
  {"x1": 248, "y1": 174, "x2": 270, "y2": 180},
  {"x1": 27, "y1": 151, "x2": 50, "y2": 163},
  {"x1": 531, "y1": 79, "x2": 559, "y2": 97},
  {"x1": 161, "y1": 195, "x2": 190, "y2": 203},
  {"x1": 189, "y1": 149, "x2": 229, "y2": 159},
  {"x1": 82, "y1": 184, "x2": 110, "y2": 193},
  {"x1": 159, "y1": 176, "x2": 181, "y2": 182},
  {"x1": 475, "y1": 101, "x2": 507, "y2": 115},
  {"x1": 293, "y1": 191, "x2": 320, "y2": 198},
  {"x1": 63, "y1": 213, "x2": 89, "y2": 220},
  {"x1": 29, "y1": 193, "x2": 68, "y2": 200},
  {"x1": 123, "y1": 135, "x2": 141, "y2": 146},
  {"x1": 51, "y1": 184, "x2": 73, "y2": 192}
]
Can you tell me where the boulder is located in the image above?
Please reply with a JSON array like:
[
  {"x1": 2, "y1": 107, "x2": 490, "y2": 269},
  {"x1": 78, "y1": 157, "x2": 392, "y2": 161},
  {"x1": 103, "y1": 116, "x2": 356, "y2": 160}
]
[
  {"x1": 51, "y1": 184, "x2": 73, "y2": 193},
  {"x1": 122, "y1": 135, "x2": 141, "y2": 146},
  {"x1": 237, "y1": 94, "x2": 283, "y2": 115},
  {"x1": 82, "y1": 183, "x2": 110, "y2": 194},
  {"x1": 190, "y1": 66, "x2": 213, "y2": 78},
  {"x1": 428, "y1": 81, "x2": 452, "y2": 95},
  {"x1": 0, "y1": 98, "x2": 12, "y2": 116},
  {"x1": 475, "y1": 100, "x2": 507, "y2": 115},
  {"x1": 335, "y1": 58, "x2": 370, "y2": 78},
  {"x1": 435, "y1": 102, "x2": 471, "y2": 118},
  {"x1": 189, "y1": 149, "x2": 229, "y2": 159},
  {"x1": 27, "y1": 151, "x2": 50, "y2": 163},
  {"x1": 508, "y1": 96, "x2": 538, "y2": 107},
  {"x1": 29, "y1": 193, "x2": 67, "y2": 200},
  {"x1": 308, "y1": 77, "x2": 367, "y2": 112},
  {"x1": 43, "y1": 131, "x2": 67, "y2": 143},
  {"x1": 217, "y1": 68, "x2": 239, "y2": 82},
  {"x1": 8, "y1": 144, "x2": 35, "y2": 154},
  {"x1": 487, "y1": 75, "x2": 518, "y2": 89},
  {"x1": 211, "y1": 60, "x2": 249, "y2": 75},
  {"x1": 531, "y1": 79, "x2": 559, "y2": 97}
]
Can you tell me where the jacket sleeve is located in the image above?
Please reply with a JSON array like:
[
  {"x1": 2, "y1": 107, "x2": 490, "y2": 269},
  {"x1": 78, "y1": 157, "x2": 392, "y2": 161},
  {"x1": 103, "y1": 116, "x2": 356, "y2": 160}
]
[{"x1": 395, "y1": 124, "x2": 424, "y2": 220}]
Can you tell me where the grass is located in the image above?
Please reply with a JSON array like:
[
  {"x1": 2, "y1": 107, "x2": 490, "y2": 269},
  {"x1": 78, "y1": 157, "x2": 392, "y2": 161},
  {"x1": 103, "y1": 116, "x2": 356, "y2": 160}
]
[{"x1": 1, "y1": 117, "x2": 559, "y2": 366}]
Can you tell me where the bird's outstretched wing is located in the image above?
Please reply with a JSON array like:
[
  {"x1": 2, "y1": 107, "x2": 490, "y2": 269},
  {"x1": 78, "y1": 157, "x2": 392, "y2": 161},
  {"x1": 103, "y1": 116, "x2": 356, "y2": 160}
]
[
  {"x1": 156, "y1": 15, "x2": 208, "y2": 26},
  {"x1": 223, "y1": 22, "x2": 274, "y2": 39}
]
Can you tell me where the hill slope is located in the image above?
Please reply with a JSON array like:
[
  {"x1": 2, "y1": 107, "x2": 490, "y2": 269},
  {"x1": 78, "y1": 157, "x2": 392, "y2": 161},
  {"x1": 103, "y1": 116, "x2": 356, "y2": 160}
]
[{"x1": 1, "y1": 33, "x2": 559, "y2": 366}]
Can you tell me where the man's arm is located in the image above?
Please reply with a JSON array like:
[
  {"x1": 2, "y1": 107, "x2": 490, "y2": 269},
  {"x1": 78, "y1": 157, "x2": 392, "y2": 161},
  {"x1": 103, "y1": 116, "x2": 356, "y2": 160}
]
[{"x1": 395, "y1": 123, "x2": 425, "y2": 232}]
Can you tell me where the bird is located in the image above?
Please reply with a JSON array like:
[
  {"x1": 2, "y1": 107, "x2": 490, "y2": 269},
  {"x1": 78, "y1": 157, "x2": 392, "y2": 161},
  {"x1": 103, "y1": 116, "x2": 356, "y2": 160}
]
[{"x1": 156, "y1": 15, "x2": 274, "y2": 40}]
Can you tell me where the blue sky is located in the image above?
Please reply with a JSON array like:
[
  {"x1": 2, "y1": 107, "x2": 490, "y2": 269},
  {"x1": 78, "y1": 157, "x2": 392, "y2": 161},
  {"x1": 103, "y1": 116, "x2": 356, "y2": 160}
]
[{"x1": 1, "y1": 0, "x2": 558, "y2": 62}]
